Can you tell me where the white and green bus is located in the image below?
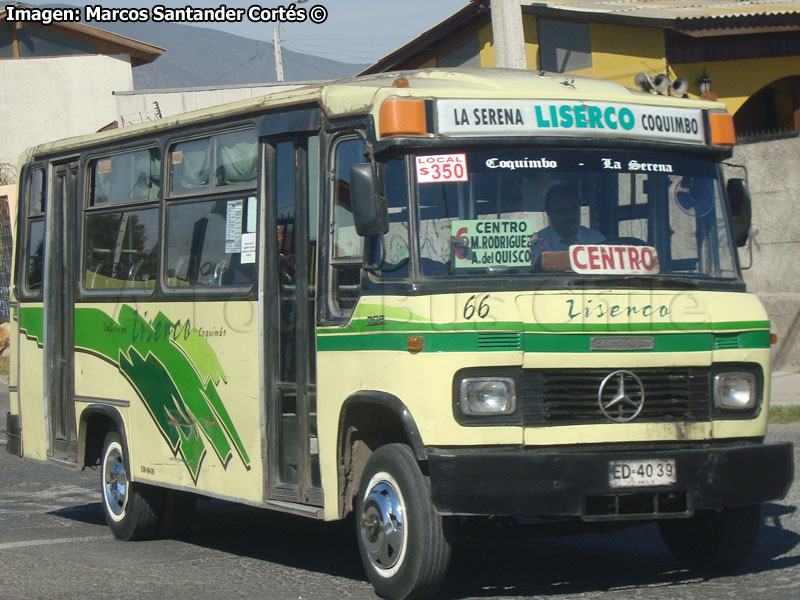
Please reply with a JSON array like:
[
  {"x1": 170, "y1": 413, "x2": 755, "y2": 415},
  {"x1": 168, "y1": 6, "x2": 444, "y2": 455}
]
[{"x1": 6, "y1": 68, "x2": 793, "y2": 599}]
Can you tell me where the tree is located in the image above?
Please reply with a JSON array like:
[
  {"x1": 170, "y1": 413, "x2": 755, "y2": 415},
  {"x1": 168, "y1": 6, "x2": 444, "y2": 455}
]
[{"x1": 0, "y1": 163, "x2": 16, "y2": 185}]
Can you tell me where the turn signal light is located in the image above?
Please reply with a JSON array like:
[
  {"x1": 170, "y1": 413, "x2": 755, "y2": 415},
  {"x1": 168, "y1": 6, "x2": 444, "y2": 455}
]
[
  {"x1": 407, "y1": 336, "x2": 424, "y2": 353},
  {"x1": 379, "y1": 98, "x2": 428, "y2": 138},
  {"x1": 709, "y1": 112, "x2": 736, "y2": 146},
  {"x1": 771, "y1": 333, "x2": 778, "y2": 345}
]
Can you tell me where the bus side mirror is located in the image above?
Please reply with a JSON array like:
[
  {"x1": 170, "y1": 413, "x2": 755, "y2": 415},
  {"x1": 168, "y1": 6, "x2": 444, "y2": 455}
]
[
  {"x1": 727, "y1": 178, "x2": 752, "y2": 247},
  {"x1": 350, "y1": 163, "x2": 388, "y2": 237}
]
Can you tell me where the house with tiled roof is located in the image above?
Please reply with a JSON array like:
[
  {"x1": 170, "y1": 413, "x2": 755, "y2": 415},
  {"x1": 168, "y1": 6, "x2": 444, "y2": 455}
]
[
  {"x1": 0, "y1": 3, "x2": 163, "y2": 322},
  {"x1": 0, "y1": 3, "x2": 163, "y2": 169}
]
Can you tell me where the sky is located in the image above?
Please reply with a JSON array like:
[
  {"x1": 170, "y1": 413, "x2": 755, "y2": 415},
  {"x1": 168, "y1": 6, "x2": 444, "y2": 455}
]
[{"x1": 23, "y1": 1, "x2": 472, "y2": 64}]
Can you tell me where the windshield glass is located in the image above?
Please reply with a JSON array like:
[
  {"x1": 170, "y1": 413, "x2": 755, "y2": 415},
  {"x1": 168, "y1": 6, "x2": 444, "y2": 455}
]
[{"x1": 397, "y1": 148, "x2": 737, "y2": 280}]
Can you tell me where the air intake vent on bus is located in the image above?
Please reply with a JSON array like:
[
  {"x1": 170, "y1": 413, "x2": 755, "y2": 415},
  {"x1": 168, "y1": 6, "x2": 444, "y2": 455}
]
[{"x1": 477, "y1": 332, "x2": 522, "y2": 350}]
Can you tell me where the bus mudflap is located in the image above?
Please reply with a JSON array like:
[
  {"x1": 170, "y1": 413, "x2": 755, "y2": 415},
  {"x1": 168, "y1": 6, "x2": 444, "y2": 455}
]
[
  {"x1": 427, "y1": 442, "x2": 793, "y2": 520},
  {"x1": 5, "y1": 412, "x2": 21, "y2": 457}
]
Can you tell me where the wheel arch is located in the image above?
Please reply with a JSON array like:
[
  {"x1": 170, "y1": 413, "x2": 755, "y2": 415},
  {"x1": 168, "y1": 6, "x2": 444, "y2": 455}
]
[
  {"x1": 336, "y1": 391, "x2": 426, "y2": 519},
  {"x1": 78, "y1": 404, "x2": 128, "y2": 471}
]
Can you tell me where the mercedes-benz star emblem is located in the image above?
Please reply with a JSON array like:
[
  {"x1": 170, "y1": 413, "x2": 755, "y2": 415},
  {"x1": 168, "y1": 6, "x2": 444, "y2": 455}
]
[{"x1": 597, "y1": 370, "x2": 645, "y2": 423}]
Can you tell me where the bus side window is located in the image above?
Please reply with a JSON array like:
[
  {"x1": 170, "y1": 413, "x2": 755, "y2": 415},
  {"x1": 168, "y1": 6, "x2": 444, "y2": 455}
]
[
  {"x1": 330, "y1": 137, "x2": 366, "y2": 314},
  {"x1": 24, "y1": 168, "x2": 45, "y2": 294},
  {"x1": 84, "y1": 149, "x2": 161, "y2": 291}
]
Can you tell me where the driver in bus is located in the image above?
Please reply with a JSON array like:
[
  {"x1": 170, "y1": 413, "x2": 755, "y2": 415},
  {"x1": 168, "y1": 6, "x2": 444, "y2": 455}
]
[{"x1": 533, "y1": 184, "x2": 605, "y2": 254}]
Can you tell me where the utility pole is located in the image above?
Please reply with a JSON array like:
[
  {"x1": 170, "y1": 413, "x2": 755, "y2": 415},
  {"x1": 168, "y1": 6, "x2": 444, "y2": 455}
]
[
  {"x1": 490, "y1": 0, "x2": 527, "y2": 69},
  {"x1": 273, "y1": 26, "x2": 285, "y2": 82}
]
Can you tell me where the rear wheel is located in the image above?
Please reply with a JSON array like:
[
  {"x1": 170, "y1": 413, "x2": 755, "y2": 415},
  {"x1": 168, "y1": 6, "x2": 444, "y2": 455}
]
[
  {"x1": 101, "y1": 432, "x2": 162, "y2": 541},
  {"x1": 658, "y1": 505, "x2": 762, "y2": 571},
  {"x1": 355, "y1": 443, "x2": 451, "y2": 600}
]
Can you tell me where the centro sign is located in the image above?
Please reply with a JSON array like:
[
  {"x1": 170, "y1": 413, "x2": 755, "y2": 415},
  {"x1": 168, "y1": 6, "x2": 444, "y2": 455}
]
[
  {"x1": 569, "y1": 244, "x2": 660, "y2": 275},
  {"x1": 436, "y1": 99, "x2": 706, "y2": 145}
]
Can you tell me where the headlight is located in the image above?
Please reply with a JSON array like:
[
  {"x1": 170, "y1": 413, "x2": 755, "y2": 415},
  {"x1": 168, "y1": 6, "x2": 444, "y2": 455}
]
[
  {"x1": 459, "y1": 377, "x2": 516, "y2": 415},
  {"x1": 714, "y1": 372, "x2": 757, "y2": 410}
]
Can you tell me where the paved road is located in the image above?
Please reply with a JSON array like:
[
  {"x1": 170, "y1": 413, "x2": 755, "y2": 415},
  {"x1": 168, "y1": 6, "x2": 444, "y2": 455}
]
[{"x1": 1, "y1": 413, "x2": 798, "y2": 599}]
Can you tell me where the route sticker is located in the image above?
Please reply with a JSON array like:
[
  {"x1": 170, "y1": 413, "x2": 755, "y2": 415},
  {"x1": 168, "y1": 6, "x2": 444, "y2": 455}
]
[{"x1": 452, "y1": 219, "x2": 533, "y2": 268}]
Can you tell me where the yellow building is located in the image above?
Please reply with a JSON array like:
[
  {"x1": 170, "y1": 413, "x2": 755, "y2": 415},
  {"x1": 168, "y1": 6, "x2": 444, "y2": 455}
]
[{"x1": 362, "y1": 0, "x2": 800, "y2": 139}]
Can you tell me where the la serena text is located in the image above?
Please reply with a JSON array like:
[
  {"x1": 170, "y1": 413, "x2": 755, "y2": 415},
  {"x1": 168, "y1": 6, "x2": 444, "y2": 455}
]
[{"x1": 453, "y1": 107, "x2": 525, "y2": 127}]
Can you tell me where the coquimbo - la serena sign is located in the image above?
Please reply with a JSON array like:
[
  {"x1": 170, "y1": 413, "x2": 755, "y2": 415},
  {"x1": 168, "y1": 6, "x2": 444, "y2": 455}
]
[{"x1": 437, "y1": 99, "x2": 705, "y2": 145}]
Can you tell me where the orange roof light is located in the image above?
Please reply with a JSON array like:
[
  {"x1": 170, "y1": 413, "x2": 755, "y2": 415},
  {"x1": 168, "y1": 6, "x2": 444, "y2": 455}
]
[
  {"x1": 709, "y1": 112, "x2": 736, "y2": 146},
  {"x1": 379, "y1": 98, "x2": 428, "y2": 138}
]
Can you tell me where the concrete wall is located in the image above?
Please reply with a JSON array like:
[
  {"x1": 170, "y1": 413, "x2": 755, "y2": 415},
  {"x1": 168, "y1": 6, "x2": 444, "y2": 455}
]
[
  {"x1": 114, "y1": 83, "x2": 307, "y2": 125},
  {"x1": 728, "y1": 136, "x2": 800, "y2": 372},
  {"x1": 0, "y1": 54, "x2": 133, "y2": 166}
]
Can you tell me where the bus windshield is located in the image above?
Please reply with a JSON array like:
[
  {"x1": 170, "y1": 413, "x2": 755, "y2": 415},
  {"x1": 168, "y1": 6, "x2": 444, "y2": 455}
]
[{"x1": 394, "y1": 148, "x2": 738, "y2": 281}]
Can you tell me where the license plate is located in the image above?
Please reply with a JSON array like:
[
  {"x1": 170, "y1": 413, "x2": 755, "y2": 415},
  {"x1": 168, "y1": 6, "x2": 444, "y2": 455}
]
[{"x1": 608, "y1": 459, "x2": 677, "y2": 488}]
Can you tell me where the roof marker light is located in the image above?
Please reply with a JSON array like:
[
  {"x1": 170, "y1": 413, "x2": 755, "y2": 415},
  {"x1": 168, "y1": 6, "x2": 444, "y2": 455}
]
[
  {"x1": 709, "y1": 112, "x2": 736, "y2": 146},
  {"x1": 379, "y1": 98, "x2": 429, "y2": 138}
]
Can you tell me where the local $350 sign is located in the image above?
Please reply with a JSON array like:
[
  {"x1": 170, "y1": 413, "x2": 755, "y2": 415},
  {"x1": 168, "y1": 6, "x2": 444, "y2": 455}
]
[{"x1": 415, "y1": 154, "x2": 469, "y2": 183}]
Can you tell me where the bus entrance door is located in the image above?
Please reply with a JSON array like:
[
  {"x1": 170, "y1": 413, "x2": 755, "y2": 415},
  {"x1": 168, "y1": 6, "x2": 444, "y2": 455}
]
[
  {"x1": 44, "y1": 161, "x2": 78, "y2": 462},
  {"x1": 265, "y1": 137, "x2": 322, "y2": 507}
]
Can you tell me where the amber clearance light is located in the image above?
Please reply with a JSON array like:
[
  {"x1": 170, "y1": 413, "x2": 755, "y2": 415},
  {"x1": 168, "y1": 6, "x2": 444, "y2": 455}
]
[
  {"x1": 709, "y1": 112, "x2": 736, "y2": 146},
  {"x1": 379, "y1": 98, "x2": 429, "y2": 138}
]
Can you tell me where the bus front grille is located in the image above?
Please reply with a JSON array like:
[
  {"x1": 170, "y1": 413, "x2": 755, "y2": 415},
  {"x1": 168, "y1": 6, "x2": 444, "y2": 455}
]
[{"x1": 520, "y1": 367, "x2": 711, "y2": 425}]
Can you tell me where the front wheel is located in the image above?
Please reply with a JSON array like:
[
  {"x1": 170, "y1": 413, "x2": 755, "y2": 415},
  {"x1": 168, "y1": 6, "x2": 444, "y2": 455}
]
[
  {"x1": 101, "y1": 432, "x2": 162, "y2": 541},
  {"x1": 356, "y1": 444, "x2": 452, "y2": 600},
  {"x1": 658, "y1": 505, "x2": 762, "y2": 571}
]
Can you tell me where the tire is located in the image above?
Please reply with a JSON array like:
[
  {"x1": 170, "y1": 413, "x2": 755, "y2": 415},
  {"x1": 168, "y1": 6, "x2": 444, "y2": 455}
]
[
  {"x1": 157, "y1": 490, "x2": 197, "y2": 539},
  {"x1": 658, "y1": 505, "x2": 762, "y2": 571},
  {"x1": 100, "y1": 432, "x2": 162, "y2": 541},
  {"x1": 355, "y1": 443, "x2": 452, "y2": 600}
]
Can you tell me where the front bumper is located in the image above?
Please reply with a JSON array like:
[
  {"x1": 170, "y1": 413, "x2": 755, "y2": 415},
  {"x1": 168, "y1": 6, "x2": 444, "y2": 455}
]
[{"x1": 428, "y1": 441, "x2": 794, "y2": 520}]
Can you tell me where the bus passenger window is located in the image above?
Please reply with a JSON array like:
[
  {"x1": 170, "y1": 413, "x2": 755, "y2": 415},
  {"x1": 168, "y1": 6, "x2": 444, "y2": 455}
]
[
  {"x1": 170, "y1": 129, "x2": 258, "y2": 194},
  {"x1": 85, "y1": 209, "x2": 159, "y2": 290},
  {"x1": 170, "y1": 138, "x2": 211, "y2": 192},
  {"x1": 25, "y1": 220, "x2": 44, "y2": 293},
  {"x1": 215, "y1": 129, "x2": 258, "y2": 187},
  {"x1": 92, "y1": 149, "x2": 160, "y2": 205},
  {"x1": 84, "y1": 149, "x2": 161, "y2": 291},
  {"x1": 330, "y1": 137, "x2": 366, "y2": 313},
  {"x1": 24, "y1": 168, "x2": 45, "y2": 294},
  {"x1": 165, "y1": 197, "x2": 256, "y2": 288}
]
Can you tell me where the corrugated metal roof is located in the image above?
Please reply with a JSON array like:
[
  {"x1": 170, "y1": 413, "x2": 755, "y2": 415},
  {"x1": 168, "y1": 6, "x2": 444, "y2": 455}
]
[{"x1": 521, "y1": 1, "x2": 800, "y2": 20}]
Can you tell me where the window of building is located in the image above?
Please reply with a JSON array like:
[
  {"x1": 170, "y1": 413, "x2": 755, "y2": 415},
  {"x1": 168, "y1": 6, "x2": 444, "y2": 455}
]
[
  {"x1": 538, "y1": 19, "x2": 592, "y2": 73},
  {"x1": 438, "y1": 37, "x2": 481, "y2": 68}
]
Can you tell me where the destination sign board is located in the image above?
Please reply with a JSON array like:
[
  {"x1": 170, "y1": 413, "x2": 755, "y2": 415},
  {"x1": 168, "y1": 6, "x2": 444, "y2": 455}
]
[{"x1": 436, "y1": 100, "x2": 706, "y2": 145}]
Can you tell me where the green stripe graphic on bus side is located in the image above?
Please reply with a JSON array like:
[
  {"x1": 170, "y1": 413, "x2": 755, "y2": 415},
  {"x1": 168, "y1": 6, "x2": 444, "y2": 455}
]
[
  {"x1": 19, "y1": 305, "x2": 251, "y2": 483},
  {"x1": 318, "y1": 318, "x2": 771, "y2": 335},
  {"x1": 316, "y1": 330, "x2": 770, "y2": 353}
]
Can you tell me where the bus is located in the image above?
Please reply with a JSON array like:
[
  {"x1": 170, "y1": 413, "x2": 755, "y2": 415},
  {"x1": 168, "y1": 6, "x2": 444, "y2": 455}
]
[{"x1": 5, "y1": 68, "x2": 793, "y2": 600}]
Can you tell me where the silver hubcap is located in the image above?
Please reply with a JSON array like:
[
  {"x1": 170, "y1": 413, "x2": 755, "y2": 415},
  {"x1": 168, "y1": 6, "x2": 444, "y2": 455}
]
[
  {"x1": 104, "y1": 445, "x2": 128, "y2": 516},
  {"x1": 360, "y1": 481, "x2": 405, "y2": 571}
]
